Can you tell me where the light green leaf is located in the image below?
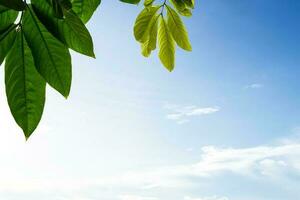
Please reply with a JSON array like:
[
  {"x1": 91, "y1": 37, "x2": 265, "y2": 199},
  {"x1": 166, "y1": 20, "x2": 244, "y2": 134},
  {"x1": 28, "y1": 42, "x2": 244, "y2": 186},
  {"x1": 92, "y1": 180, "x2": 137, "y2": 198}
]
[
  {"x1": 144, "y1": 0, "x2": 154, "y2": 7},
  {"x1": 134, "y1": 6, "x2": 160, "y2": 43},
  {"x1": 167, "y1": 5, "x2": 192, "y2": 51},
  {"x1": 71, "y1": 0, "x2": 101, "y2": 23},
  {"x1": 141, "y1": 15, "x2": 159, "y2": 57},
  {"x1": 158, "y1": 16, "x2": 175, "y2": 71},
  {"x1": 0, "y1": 24, "x2": 17, "y2": 65},
  {"x1": 23, "y1": 6, "x2": 72, "y2": 97},
  {"x1": 184, "y1": 0, "x2": 194, "y2": 9},
  {"x1": 0, "y1": 0, "x2": 25, "y2": 11},
  {"x1": 5, "y1": 30, "x2": 46, "y2": 139},
  {"x1": 0, "y1": 5, "x2": 18, "y2": 32}
]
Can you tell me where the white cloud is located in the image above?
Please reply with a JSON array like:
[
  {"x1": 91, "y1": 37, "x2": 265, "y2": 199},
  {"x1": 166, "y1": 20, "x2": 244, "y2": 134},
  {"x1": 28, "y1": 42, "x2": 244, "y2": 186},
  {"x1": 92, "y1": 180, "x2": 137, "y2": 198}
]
[
  {"x1": 119, "y1": 195, "x2": 158, "y2": 200},
  {"x1": 244, "y1": 83, "x2": 264, "y2": 89},
  {"x1": 184, "y1": 196, "x2": 229, "y2": 200},
  {"x1": 164, "y1": 103, "x2": 220, "y2": 124}
]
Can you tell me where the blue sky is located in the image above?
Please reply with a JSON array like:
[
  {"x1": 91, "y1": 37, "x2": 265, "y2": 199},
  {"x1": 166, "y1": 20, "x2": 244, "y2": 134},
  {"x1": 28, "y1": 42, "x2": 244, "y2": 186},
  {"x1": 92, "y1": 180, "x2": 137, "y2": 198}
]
[{"x1": 0, "y1": 0, "x2": 300, "y2": 199}]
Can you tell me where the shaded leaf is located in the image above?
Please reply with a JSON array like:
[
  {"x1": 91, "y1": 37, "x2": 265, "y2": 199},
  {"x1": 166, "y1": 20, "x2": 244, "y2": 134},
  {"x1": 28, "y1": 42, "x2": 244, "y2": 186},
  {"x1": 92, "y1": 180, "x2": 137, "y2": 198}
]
[
  {"x1": 32, "y1": 0, "x2": 95, "y2": 57},
  {"x1": 0, "y1": 0, "x2": 25, "y2": 11},
  {"x1": 0, "y1": 24, "x2": 17, "y2": 65},
  {"x1": 5, "y1": 30, "x2": 46, "y2": 139},
  {"x1": 23, "y1": 6, "x2": 72, "y2": 97},
  {"x1": 0, "y1": 5, "x2": 18, "y2": 32},
  {"x1": 170, "y1": 0, "x2": 192, "y2": 17}
]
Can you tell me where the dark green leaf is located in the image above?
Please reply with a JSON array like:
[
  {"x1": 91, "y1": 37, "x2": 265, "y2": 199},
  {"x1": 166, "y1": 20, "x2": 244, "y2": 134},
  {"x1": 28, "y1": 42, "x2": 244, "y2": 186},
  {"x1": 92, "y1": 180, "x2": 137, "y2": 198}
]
[
  {"x1": 32, "y1": 0, "x2": 95, "y2": 57},
  {"x1": 0, "y1": 5, "x2": 18, "y2": 32},
  {"x1": 5, "y1": 30, "x2": 46, "y2": 139},
  {"x1": 0, "y1": 24, "x2": 17, "y2": 65},
  {"x1": 119, "y1": 0, "x2": 141, "y2": 5},
  {"x1": 23, "y1": 6, "x2": 72, "y2": 97},
  {"x1": 0, "y1": 0, "x2": 25, "y2": 11},
  {"x1": 71, "y1": 0, "x2": 101, "y2": 23}
]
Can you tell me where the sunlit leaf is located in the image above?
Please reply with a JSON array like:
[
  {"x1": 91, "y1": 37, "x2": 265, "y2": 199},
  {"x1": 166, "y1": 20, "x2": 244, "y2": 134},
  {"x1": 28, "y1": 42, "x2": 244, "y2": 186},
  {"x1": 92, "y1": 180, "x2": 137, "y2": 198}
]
[
  {"x1": 134, "y1": 6, "x2": 160, "y2": 43},
  {"x1": 167, "y1": 5, "x2": 192, "y2": 51},
  {"x1": 158, "y1": 16, "x2": 175, "y2": 71}
]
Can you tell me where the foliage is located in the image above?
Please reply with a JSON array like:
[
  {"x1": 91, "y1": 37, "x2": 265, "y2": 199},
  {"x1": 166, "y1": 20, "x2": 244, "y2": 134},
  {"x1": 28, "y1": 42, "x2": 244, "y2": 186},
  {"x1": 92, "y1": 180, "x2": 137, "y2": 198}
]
[{"x1": 0, "y1": 0, "x2": 194, "y2": 139}]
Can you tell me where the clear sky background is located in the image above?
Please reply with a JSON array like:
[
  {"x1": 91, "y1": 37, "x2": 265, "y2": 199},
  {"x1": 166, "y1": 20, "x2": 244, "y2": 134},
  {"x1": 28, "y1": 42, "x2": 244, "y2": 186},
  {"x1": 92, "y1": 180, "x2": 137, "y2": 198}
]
[{"x1": 0, "y1": 0, "x2": 300, "y2": 199}]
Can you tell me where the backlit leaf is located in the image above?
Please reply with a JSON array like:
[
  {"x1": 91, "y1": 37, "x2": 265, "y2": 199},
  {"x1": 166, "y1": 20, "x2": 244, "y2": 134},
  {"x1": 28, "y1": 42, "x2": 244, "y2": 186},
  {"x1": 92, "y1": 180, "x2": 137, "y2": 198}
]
[
  {"x1": 134, "y1": 6, "x2": 160, "y2": 43},
  {"x1": 158, "y1": 16, "x2": 175, "y2": 71},
  {"x1": 167, "y1": 5, "x2": 192, "y2": 51}
]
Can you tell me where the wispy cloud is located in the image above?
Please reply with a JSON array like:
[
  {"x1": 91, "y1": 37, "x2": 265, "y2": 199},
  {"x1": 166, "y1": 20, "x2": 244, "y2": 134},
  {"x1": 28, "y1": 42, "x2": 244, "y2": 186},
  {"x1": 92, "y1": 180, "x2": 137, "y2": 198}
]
[
  {"x1": 244, "y1": 83, "x2": 264, "y2": 89},
  {"x1": 119, "y1": 195, "x2": 158, "y2": 200},
  {"x1": 164, "y1": 103, "x2": 220, "y2": 124},
  {"x1": 184, "y1": 196, "x2": 229, "y2": 200}
]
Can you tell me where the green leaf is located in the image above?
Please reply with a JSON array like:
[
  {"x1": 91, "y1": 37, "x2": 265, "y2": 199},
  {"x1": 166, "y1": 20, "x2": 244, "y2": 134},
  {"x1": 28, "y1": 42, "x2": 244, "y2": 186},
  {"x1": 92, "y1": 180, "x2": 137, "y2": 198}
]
[
  {"x1": 32, "y1": 0, "x2": 95, "y2": 57},
  {"x1": 0, "y1": 24, "x2": 17, "y2": 65},
  {"x1": 144, "y1": 0, "x2": 154, "y2": 6},
  {"x1": 5, "y1": 30, "x2": 46, "y2": 139},
  {"x1": 71, "y1": 0, "x2": 101, "y2": 23},
  {"x1": 0, "y1": 0, "x2": 25, "y2": 11},
  {"x1": 141, "y1": 15, "x2": 159, "y2": 57},
  {"x1": 158, "y1": 16, "x2": 175, "y2": 72},
  {"x1": 134, "y1": 6, "x2": 160, "y2": 43},
  {"x1": 170, "y1": 0, "x2": 192, "y2": 17},
  {"x1": 63, "y1": 10, "x2": 95, "y2": 57},
  {"x1": 0, "y1": 5, "x2": 18, "y2": 32},
  {"x1": 119, "y1": 0, "x2": 141, "y2": 4},
  {"x1": 23, "y1": 6, "x2": 72, "y2": 97},
  {"x1": 166, "y1": 5, "x2": 192, "y2": 51},
  {"x1": 184, "y1": 0, "x2": 194, "y2": 9}
]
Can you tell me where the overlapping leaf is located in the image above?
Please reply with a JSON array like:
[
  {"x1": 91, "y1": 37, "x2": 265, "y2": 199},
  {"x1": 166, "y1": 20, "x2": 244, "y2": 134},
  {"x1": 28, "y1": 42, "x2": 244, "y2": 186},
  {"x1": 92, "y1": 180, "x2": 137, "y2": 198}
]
[
  {"x1": 23, "y1": 6, "x2": 72, "y2": 97},
  {"x1": 0, "y1": 24, "x2": 17, "y2": 65},
  {"x1": 166, "y1": 5, "x2": 191, "y2": 51},
  {"x1": 5, "y1": 30, "x2": 46, "y2": 138},
  {"x1": 0, "y1": 5, "x2": 18, "y2": 32},
  {"x1": 32, "y1": 0, "x2": 95, "y2": 57},
  {"x1": 134, "y1": 6, "x2": 160, "y2": 43},
  {"x1": 0, "y1": 0, "x2": 25, "y2": 11}
]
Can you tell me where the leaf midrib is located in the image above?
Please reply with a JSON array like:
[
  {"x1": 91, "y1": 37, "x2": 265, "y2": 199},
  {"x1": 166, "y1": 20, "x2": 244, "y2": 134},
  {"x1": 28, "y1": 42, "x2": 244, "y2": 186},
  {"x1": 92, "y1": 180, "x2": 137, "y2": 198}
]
[{"x1": 27, "y1": 6, "x2": 66, "y2": 95}]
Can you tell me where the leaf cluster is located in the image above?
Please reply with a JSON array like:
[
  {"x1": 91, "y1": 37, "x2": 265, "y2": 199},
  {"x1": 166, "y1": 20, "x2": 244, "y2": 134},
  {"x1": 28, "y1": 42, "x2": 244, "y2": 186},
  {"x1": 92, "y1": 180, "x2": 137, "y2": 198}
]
[
  {"x1": 0, "y1": 0, "x2": 194, "y2": 139},
  {"x1": 0, "y1": 0, "x2": 100, "y2": 139},
  {"x1": 121, "y1": 0, "x2": 194, "y2": 71}
]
